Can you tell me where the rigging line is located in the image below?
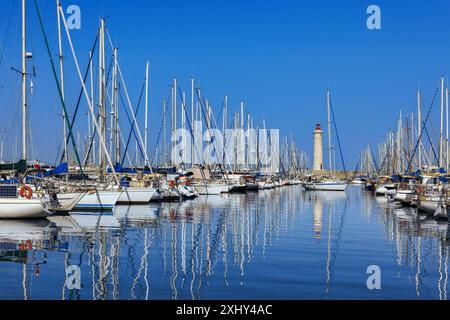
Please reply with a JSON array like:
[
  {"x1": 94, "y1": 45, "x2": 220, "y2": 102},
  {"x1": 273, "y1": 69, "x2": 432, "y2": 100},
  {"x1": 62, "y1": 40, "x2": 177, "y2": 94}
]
[
  {"x1": 33, "y1": 0, "x2": 85, "y2": 181},
  {"x1": 422, "y1": 125, "x2": 439, "y2": 166},
  {"x1": 0, "y1": 1, "x2": 14, "y2": 69},
  {"x1": 82, "y1": 113, "x2": 100, "y2": 167},
  {"x1": 81, "y1": 66, "x2": 117, "y2": 168},
  {"x1": 378, "y1": 138, "x2": 393, "y2": 174},
  {"x1": 202, "y1": 100, "x2": 228, "y2": 167},
  {"x1": 177, "y1": 86, "x2": 206, "y2": 175},
  {"x1": 328, "y1": 95, "x2": 347, "y2": 178},
  {"x1": 120, "y1": 89, "x2": 145, "y2": 166},
  {"x1": 352, "y1": 155, "x2": 361, "y2": 177},
  {"x1": 59, "y1": 30, "x2": 99, "y2": 164},
  {"x1": 215, "y1": 100, "x2": 225, "y2": 125},
  {"x1": 120, "y1": 81, "x2": 145, "y2": 166},
  {"x1": 195, "y1": 89, "x2": 229, "y2": 177},
  {"x1": 150, "y1": 103, "x2": 166, "y2": 164},
  {"x1": 368, "y1": 145, "x2": 379, "y2": 173},
  {"x1": 407, "y1": 86, "x2": 439, "y2": 171}
]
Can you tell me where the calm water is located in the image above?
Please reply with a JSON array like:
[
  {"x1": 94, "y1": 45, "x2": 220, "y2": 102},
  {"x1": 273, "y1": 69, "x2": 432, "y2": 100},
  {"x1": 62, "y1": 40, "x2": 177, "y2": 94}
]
[{"x1": 0, "y1": 186, "x2": 448, "y2": 300}]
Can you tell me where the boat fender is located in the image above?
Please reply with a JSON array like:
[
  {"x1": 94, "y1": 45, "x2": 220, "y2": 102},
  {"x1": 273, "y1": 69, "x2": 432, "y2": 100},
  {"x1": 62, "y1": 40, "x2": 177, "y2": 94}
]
[{"x1": 19, "y1": 185, "x2": 33, "y2": 200}]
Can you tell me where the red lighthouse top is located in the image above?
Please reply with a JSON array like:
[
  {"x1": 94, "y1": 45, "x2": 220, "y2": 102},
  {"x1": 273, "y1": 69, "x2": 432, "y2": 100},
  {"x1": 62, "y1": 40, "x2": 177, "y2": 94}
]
[{"x1": 315, "y1": 123, "x2": 322, "y2": 131}]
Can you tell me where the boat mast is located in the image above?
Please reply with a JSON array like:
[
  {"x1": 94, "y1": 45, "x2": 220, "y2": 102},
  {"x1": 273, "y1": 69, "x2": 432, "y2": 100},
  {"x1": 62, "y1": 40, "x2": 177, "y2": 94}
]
[
  {"x1": 327, "y1": 90, "x2": 332, "y2": 174},
  {"x1": 223, "y1": 94, "x2": 228, "y2": 169},
  {"x1": 446, "y1": 85, "x2": 449, "y2": 172},
  {"x1": 89, "y1": 50, "x2": 95, "y2": 166},
  {"x1": 247, "y1": 111, "x2": 251, "y2": 171},
  {"x1": 98, "y1": 18, "x2": 106, "y2": 176},
  {"x1": 21, "y1": 0, "x2": 27, "y2": 161},
  {"x1": 57, "y1": 7, "x2": 119, "y2": 185},
  {"x1": 182, "y1": 91, "x2": 186, "y2": 165},
  {"x1": 56, "y1": 0, "x2": 68, "y2": 176},
  {"x1": 410, "y1": 113, "x2": 414, "y2": 168},
  {"x1": 417, "y1": 89, "x2": 421, "y2": 169},
  {"x1": 163, "y1": 99, "x2": 167, "y2": 166},
  {"x1": 191, "y1": 77, "x2": 195, "y2": 166},
  {"x1": 114, "y1": 48, "x2": 119, "y2": 164},
  {"x1": 171, "y1": 77, "x2": 177, "y2": 166},
  {"x1": 144, "y1": 60, "x2": 149, "y2": 166},
  {"x1": 109, "y1": 47, "x2": 116, "y2": 163},
  {"x1": 440, "y1": 76, "x2": 444, "y2": 168}
]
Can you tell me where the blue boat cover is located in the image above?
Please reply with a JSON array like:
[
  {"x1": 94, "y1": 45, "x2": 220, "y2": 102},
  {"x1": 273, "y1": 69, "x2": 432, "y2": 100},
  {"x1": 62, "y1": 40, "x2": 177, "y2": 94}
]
[{"x1": 44, "y1": 162, "x2": 68, "y2": 177}]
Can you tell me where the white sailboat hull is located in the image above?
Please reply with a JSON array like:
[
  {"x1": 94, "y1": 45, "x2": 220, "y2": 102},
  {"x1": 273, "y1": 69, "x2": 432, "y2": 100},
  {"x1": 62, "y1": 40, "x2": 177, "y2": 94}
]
[
  {"x1": 195, "y1": 184, "x2": 230, "y2": 195},
  {"x1": 304, "y1": 182, "x2": 347, "y2": 191},
  {"x1": 375, "y1": 185, "x2": 397, "y2": 196},
  {"x1": 258, "y1": 182, "x2": 274, "y2": 190},
  {"x1": 394, "y1": 190, "x2": 415, "y2": 204},
  {"x1": 0, "y1": 198, "x2": 50, "y2": 219},
  {"x1": 418, "y1": 200, "x2": 439, "y2": 214},
  {"x1": 178, "y1": 185, "x2": 198, "y2": 199},
  {"x1": 117, "y1": 188, "x2": 157, "y2": 204},
  {"x1": 58, "y1": 191, "x2": 120, "y2": 211}
]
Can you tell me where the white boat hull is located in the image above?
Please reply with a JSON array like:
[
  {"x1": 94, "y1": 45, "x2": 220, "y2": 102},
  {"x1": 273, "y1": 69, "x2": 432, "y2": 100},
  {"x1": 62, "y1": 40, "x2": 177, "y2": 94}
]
[
  {"x1": 58, "y1": 191, "x2": 121, "y2": 211},
  {"x1": 418, "y1": 200, "x2": 439, "y2": 214},
  {"x1": 0, "y1": 198, "x2": 50, "y2": 219},
  {"x1": 178, "y1": 185, "x2": 198, "y2": 199},
  {"x1": 117, "y1": 188, "x2": 157, "y2": 204},
  {"x1": 304, "y1": 182, "x2": 347, "y2": 191},
  {"x1": 258, "y1": 182, "x2": 274, "y2": 190},
  {"x1": 375, "y1": 185, "x2": 397, "y2": 196},
  {"x1": 394, "y1": 191, "x2": 415, "y2": 204},
  {"x1": 195, "y1": 184, "x2": 230, "y2": 195}
]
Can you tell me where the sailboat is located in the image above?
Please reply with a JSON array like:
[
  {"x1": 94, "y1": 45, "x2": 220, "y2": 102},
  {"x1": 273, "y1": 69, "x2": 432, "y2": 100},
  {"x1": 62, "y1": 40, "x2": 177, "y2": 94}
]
[
  {"x1": 53, "y1": 15, "x2": 156, "y2": 208},
  {"x1": 0, "y1": 0, "x2": 61, "y2": 219},
  {"x1": 304, "y1": 91, "x2": 348, "y2": 192}
]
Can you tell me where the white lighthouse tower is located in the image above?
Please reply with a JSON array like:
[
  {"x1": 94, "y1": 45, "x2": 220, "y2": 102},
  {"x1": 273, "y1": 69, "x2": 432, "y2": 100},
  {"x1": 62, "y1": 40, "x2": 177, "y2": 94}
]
[{"x1": 313, "y1": 123, "x2": 324, "y2": 172}]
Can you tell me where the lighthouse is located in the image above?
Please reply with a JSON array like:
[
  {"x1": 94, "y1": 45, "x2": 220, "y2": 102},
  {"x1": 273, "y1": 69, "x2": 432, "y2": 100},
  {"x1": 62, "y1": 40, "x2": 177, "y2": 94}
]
[{"x1": 313, "y1": 123, "x2": 323, "y2": 172}]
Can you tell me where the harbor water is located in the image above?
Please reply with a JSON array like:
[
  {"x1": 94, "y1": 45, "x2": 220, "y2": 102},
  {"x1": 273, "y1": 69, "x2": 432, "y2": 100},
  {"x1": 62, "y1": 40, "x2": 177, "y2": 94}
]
[{"x1": 0, "y1": 186, "x2": 448, "y2": 300}]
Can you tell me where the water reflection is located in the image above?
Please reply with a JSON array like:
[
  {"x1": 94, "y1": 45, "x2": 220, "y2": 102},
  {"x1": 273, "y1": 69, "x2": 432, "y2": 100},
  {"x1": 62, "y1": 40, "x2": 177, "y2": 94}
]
[
  {"x1": 374, "y1": 197, "x2": 450, "y2": 299},
  {"x1": 0, "y1": 186, "x2": 448, "y2": 299}
]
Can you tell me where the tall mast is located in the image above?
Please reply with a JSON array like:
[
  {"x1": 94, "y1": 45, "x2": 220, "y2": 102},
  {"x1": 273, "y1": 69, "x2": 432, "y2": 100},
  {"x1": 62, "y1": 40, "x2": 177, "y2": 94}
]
[
  {"x1": 440, "y1": 77, "x2": 444, "y2": 168},
  {"x1": 240, "y1": 100, "x2": 244, "y2": 171},
  {"x1": 446, "y1": 85, "x2": 449, "y2": 171},
  {"x1": 223, "y1": 95, "x2": 228, "y2": 168},
  {"x1": 206, "y1": 99, "x2": 210, "y2": 129},
  {"x1": 114, "y1": 48, "x2": 119, "y2": 164},
  {"x1": 56, "y1": 0, "x2": 69, "y2": 180},
  {"x1": 21, "y1": 0, "x2": 27, "y2": 160},
  {"x1": 171, "y1": 77, "x2": 177, "y2": 166},
  {"x1": 182, "y1": 91, "x2": 186, "y2": 165},
  {"x1": 190, "y1": 77, "x2": 195, "y2": 166},
  {"x1": 110, "y1": 47, "x2": 116, "y2": 163},
  {"x1": 224, "y1": 95, "x2": 228, "y2": 133},
  {"x1": 417, "y1": 89, "x2": 421, "y2": 169},
  {"x1": 327, "y1": 90, "x2": 332, "y2": 172},
  {"x1": 144, "y1": 60, "x2": 149, "y2": 166},
  {"x1": 163, "y1": 99, "x2": 167, "y2": 166},
  {"x1": 98, "y1": 18, "x2": 106, "y2": 175},
  {"x1": 411, "y1": 113, "x2": 414, "y2": 168},
  {"x1": 89, "y1": 50, "x2": 95, "y2": 165},
  {"x1": 240, "y1": 101, "x2": 244, "y2": 129}
]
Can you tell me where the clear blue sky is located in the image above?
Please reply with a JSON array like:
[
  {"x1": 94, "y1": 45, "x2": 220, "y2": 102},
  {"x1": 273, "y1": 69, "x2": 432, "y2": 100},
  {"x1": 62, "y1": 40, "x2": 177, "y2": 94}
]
[{"x1": 0, "y1": 0, "x2": 449, "y2": 169}]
